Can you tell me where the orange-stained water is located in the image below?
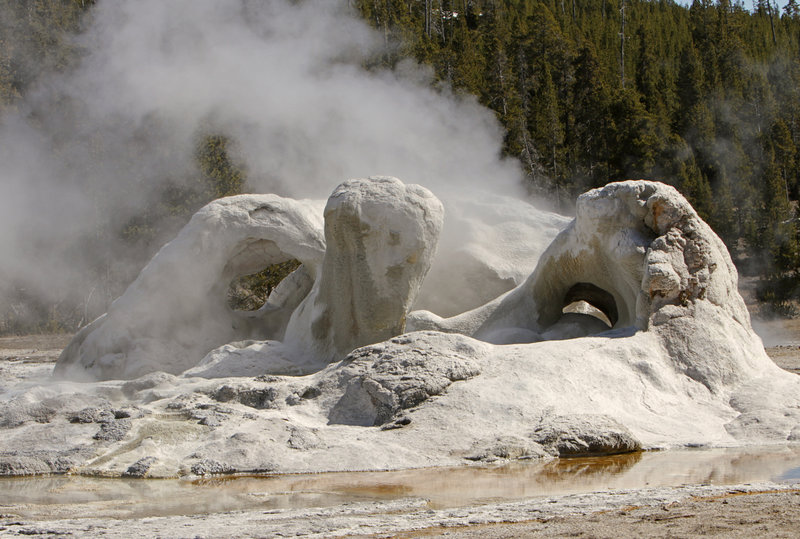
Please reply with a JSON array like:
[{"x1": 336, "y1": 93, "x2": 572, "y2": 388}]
[{"x1": 2, "y1": 445, "x2": 800, "y2": 520}]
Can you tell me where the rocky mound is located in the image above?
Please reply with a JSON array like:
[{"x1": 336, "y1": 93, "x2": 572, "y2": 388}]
[{"x1": 1, "y1": 178, "x2": 797, "y2": 477}]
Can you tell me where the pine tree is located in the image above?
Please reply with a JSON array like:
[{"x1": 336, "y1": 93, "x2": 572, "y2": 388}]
[
  {"x1": 770, "y1": 119, "x2": 797, "y2": 201},
  {"x1": 711, "y1": 165, "x2": 737, "y2": 247},
  {"x1": 785, "y1": 0, "x2": 800, "y2": 20},
  {"x1": 569, "y1": 44, "x2": 613, "y2": 192},
  {"x1": 678, "y1": 153, "x2": 714, "y2": 223},
  {"x1": 531, "y1": 62, "x2": 564, "y2": 182},
  {"x1": 634, "y1": 24, "x2": 664, "y2": 119},
  {"x1": 194, "y1": 134, "x2": 247, "y2": 200},
  {"x1": 451, "y1": 15, "x2": 486, "y2": 95},
  {"x1": 607, "y1": 87, "x2": 660, "y2": 180},
  {"x1": 675, "y1": 44, "x2": 705, "y2": 135}
]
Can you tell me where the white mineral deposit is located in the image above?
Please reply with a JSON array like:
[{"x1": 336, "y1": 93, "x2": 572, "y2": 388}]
[{"x1": 1, "y1": 177, "x2": 799, "y2": 480}]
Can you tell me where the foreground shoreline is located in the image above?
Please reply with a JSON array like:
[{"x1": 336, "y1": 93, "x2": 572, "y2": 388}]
[
  {"x1": 2, "y1": 482, "x2": 799, "y2": 537},
  {"x1": 2, "y1": 332, "x2": 800, "y2": 537}
]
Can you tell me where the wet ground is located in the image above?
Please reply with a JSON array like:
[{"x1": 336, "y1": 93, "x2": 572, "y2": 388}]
[
  {"x1": 2, "y1": 446, "x2": 800, "y2": 521},
  {"x1": 1, "y1": 329, "x2": 799, "y2": 537}
]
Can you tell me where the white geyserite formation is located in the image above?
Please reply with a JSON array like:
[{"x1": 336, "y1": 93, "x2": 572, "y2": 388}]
[{"x1": 1, "y1": 177, "x2": 797, "y2": 477}]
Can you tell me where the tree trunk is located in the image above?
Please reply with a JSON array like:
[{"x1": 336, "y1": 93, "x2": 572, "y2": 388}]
[
  {"x1": 766, "y1": 0, "x2": 778, "y2": 45},
  {"x1": 425, "y1": 0, "x2": 431, "y2": 38},
  {"x1": 619, "y1": 0, "x2": 626, "y2": 88}
]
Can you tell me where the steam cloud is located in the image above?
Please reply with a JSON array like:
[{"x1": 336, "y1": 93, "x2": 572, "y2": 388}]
[{"x1": 0, "y1": 0, "x2": 526, "y2": 326}]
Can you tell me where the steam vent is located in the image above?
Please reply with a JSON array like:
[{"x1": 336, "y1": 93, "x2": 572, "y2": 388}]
[{"x1": 3, "y1": 177, "x2": 800, "y2": 477}]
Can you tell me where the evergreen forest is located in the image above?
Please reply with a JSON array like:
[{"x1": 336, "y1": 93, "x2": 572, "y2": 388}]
[
  {"x1": 354, "y1": 0, "x2": 800, "y2": 304},
  {"x1": 2, "y1": 0, "x2": 800, "y2": 333}
]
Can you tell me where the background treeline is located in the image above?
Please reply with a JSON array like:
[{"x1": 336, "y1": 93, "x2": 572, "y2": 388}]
[
  {"x1": 1, "y1": 0, "x2": 799, "y2": 333},
  {"x1": 355, "y1": 0, "x2": 800, "y2": 312}
]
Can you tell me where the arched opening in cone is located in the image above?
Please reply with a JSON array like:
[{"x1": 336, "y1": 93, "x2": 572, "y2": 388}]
[
  {"x1": 219, "y1": 238, "x2": 309, "y2": 313},
  {"x1": 560, "y1": 282, "x2": 618, "y2": 329},
  {"x1": 227, "y1": 259, "x2": 302, "y2": 311}
]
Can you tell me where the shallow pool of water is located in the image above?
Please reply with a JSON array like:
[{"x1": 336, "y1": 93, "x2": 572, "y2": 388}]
[{"x1": 2, "y1": 445, "x2": 800, "y2": 520}]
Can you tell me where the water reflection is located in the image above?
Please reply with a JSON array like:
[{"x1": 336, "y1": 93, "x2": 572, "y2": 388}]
[
  {"x1": 2, "y1": 445, "x2": 800, "y2": 519},
  {"x1": 778, "y1": 466, "x2": 800, "y2": 482}
]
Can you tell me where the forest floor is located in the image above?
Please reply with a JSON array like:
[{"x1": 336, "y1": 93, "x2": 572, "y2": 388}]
[{"x1": 1, "y1": 322, "x2": 799, "y2": 537}]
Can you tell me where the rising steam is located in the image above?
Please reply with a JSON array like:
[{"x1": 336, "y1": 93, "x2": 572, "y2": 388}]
[{"x1": 0, "y1": 0, "x2": 526, "y2": 329}]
